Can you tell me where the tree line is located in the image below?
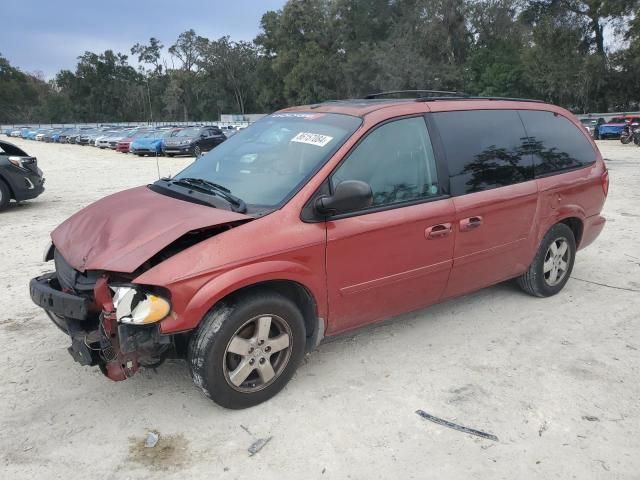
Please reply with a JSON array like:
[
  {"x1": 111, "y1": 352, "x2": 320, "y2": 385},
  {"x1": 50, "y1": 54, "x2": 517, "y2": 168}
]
[{"x1": 1, "y1": 0, "x2": 638, "y2": 124}]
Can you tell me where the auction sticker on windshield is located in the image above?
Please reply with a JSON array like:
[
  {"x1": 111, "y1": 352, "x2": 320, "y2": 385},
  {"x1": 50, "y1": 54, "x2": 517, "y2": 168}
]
[{"x1": 290, "y1": 132, "x2": 334, "y2": 147}]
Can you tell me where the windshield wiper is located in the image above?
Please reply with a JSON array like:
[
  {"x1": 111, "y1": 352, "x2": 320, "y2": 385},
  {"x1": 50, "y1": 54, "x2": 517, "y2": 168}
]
[{"x1": 171, "y1": 177, "x2": 247, "y2": 213}]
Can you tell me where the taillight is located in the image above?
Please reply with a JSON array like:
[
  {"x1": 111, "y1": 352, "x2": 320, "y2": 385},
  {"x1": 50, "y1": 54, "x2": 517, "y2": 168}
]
[{"x1": 601, "y1": 169, "x2": 609, "y2": 196}]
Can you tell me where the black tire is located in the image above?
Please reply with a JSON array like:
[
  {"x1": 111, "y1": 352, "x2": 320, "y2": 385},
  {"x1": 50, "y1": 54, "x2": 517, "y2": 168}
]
[
  {"x1": 166, "y1": 153, "x2": 175, "y2": 157},
  {"x1": 193, "y1": 145, "x2": 201, "y2": 157},
  {"x1": 621, "y1": 134, "x2": 632, "y2": 145},
  {"x1": 0, "y1": 178, "x2": 11, "y2": 211},
  {"x1": 188, "y1": 292, "x2": 306, "y2": 409},
  {"x1": 518, "y1": 223, "x2": 576, "y2": 297}
]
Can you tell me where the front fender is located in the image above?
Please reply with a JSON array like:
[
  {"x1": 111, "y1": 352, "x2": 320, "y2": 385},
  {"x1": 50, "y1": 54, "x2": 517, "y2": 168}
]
[{"x1": 159, "y1": 260, "x2": 326, "y2": 334}]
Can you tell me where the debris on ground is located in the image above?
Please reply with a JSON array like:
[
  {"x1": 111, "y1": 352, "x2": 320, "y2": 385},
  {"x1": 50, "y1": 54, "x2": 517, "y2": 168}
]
[
  {"x1": 416, "y1": 409, "x2": 499, "y2": 442},
  {"x1": 129, "y1": 433, "x2": 189, "y2": 470},
  {"x1": 582, "y1": 415, "x2": 600, "y2": 422},
  {"x1": 538, "y1": 421, "x2": 548, "y2": 437},
  {"x1": 145, "y1": 431, "x2": 160, "y2": 448},
  {"x1": 248, "y1": 436, "x2": 273, "y2": 456}
]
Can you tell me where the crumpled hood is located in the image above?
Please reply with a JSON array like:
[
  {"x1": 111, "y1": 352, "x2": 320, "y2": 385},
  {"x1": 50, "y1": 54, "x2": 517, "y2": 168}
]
[{"x1": 51, "y1": 186, "x2": 251, "y2": 273}]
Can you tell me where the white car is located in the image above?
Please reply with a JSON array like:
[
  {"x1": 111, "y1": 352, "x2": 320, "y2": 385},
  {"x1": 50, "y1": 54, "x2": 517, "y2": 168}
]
[{"x1": 95, "y1": 132, "x2": 119, "y2": 148}]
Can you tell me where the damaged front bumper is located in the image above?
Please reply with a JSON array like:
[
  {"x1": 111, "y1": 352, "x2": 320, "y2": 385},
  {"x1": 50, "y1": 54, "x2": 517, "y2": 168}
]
[{"x1": 29, "y1": 272, "x2": 172, "y2": 381}]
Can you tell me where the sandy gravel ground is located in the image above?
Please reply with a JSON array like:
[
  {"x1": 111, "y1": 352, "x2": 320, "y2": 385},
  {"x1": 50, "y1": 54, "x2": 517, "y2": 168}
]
[{"x1": 1, "y1": 138, "x2": 639, "y2": 479}]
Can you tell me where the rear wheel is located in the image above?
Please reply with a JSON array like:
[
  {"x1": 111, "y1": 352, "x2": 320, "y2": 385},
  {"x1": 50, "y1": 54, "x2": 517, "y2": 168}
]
[
  {"x1": 0, "y1": 179, "x2": 11, "y2": 211},
  {"x1": 188, "y1": 292, "x2": 306, "y2": 409},
  {"x1": 518, "y1": 223, "x2": 576, "y2": 297}
]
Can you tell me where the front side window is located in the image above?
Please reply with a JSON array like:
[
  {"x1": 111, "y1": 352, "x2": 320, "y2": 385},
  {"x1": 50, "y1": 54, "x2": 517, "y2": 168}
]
[
  {"x1": 518, "y1": 110, "x2": 596, "y2": 176},
  {"x1": 431, "y1": 109, "x2": 534, "y2": 196},
  {"x1": 172, "y1": 113, "x2": 361, "y2": 210},
  {"x1": 331, "y1": 117, "x2": 440, "y2": 207}
]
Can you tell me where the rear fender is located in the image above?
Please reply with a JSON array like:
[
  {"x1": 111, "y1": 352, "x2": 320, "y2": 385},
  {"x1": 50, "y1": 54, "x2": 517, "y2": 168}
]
[{"x1": 533, "y1": 204, "x2": 586, "y2": 254}]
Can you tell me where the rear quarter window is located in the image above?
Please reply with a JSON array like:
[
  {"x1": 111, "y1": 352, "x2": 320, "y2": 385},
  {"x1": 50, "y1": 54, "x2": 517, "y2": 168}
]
[
  {"x1": 518, "y1": 110, "x2": 596, "y2": 177},
  {"x1": 430, "y1": 109, "x2": 533, "y2": 196}
]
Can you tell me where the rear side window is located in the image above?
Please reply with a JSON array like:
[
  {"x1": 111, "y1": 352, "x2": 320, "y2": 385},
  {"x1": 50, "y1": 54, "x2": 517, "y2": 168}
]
[
  {"x1": 518, "y1": 110, "x2": 596, "y2": 176},
  {"x1": 431, "y1": 110, "x2": 533, "y2": 195}
]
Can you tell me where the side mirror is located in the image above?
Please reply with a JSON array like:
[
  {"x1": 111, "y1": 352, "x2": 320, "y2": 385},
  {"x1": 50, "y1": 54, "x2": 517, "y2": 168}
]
[{"x1": 315, "y1": 180, "x2": 373, "y2": 216}]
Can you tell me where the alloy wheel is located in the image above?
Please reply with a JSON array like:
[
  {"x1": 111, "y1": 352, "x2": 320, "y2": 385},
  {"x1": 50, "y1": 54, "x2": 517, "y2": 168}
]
[
  {"x1": 223, "y1": 314, "x2": 292, "y2": 393},
  {"x1": 543, "y1": 237, "x2": 571, "y2": 286}
]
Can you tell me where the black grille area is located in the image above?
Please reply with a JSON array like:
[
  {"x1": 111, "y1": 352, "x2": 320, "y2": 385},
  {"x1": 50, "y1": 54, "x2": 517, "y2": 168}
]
[{"x1": 54, "y1": 249, "x2": 100, "y2": 293}]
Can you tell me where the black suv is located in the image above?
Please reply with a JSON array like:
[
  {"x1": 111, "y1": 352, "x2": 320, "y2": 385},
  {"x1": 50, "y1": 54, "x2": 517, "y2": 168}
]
[
  {"x1": 0, "y1": 141, "x2": 45, "y2": 210},
  {"x1": 162, "y1": 126, "x2": 226, "y2": 157}
]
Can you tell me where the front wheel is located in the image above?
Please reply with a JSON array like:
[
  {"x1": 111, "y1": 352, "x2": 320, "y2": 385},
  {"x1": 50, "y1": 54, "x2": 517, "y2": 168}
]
[
  {"x1": 188, "y1": 292, "x2": 306, "y2": 409},
  {"x1": 621, "y1": 134, "x2": 632, "y2": 144},
  {"x1": 517, "y1": 223, "x2": 576, "y2": 297},
  {"x1": 0, "y1": 179, "x2": 11, "y2": 211}
]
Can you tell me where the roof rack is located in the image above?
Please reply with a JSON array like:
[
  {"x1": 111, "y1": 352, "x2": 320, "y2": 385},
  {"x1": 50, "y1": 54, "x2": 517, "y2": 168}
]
[
  {"x1": 416, "y1": 96, "x2": 544, "y2": 104},
  {"x1": 363, "y1": 90, "x2": 468, "y2": 99},
  {"x1": 362, "y1": 90, "x2": 544, "y2": 104}
]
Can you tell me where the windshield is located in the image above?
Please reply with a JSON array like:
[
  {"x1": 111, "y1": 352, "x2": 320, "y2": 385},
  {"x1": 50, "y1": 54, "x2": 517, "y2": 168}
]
[
  {"x1": 609, "y1": 117, "x2": 625, "y2": 123},
  {"x1": 171, "y1": 112, "x2": 361, "y2": 210},
  {"x1": 175, "y1": 127, "x2": 200, "y2": 137}
]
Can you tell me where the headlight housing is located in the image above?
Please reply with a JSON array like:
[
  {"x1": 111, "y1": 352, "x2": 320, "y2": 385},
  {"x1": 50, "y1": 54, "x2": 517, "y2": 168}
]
[
  {"x1": 8, "y1": 156, "x2": 30, "y2": 169},
  {"x1": 111, "y1": 286, "x2": 171, "y2": 325}
]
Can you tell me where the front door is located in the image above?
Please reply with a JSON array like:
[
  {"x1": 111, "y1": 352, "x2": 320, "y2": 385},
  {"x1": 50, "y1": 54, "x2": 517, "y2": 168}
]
[{"x1": 324, "y1": 116, "x2": 456, "y2": 335}]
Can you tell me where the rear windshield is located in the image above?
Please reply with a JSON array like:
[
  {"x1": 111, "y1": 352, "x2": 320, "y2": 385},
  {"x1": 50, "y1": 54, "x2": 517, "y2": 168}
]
[{"x1": 173, "y1": 113, "x2": 362, "y2": 209}]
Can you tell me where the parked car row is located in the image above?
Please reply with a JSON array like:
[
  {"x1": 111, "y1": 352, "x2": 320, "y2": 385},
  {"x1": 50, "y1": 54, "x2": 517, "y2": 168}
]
[
  {"x1": 578, "y1": 115, "x2": 640, "y2": 142},
  {"x1": 3, "y1": 124, "x2": 238, "y2": 156}
]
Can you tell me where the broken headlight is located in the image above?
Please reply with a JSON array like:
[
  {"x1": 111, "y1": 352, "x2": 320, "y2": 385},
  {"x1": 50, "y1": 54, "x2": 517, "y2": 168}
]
[{"x1": 110, "y1": 286, "x2": 171, "y2": 325}]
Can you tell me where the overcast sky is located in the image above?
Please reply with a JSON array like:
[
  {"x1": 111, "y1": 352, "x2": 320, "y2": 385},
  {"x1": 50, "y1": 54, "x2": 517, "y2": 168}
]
[{"x1": 0, "y1": 0, "x2": 286, "y2": 79}]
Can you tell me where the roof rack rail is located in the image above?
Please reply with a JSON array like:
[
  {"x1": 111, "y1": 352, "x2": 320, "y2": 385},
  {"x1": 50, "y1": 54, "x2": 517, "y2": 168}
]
[
  {"x1": 363, "y1": 90, "x2": 468, "y2": 99},
  {"x1": 415, "y1": 95, "x2": 544, "y2": 104}
]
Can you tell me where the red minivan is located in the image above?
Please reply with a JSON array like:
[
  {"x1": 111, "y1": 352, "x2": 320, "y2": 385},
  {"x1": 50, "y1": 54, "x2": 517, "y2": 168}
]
[{"x1": 30, "y1": 93, "x2": 608, "y2": 408}]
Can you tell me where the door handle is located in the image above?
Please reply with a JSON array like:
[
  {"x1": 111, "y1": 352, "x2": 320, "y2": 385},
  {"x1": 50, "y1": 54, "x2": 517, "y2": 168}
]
[
  {"x1": 425, "y1": 223, "x2": 452, "y2": 240},
  {"x1": 460, "y1": 216, "x2": 483, "y2": 232}
]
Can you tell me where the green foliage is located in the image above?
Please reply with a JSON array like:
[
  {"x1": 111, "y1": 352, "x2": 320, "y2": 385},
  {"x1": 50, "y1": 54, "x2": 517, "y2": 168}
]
[{"x1": 1, "y1": 0, "x2": 639, "y2": 124}]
